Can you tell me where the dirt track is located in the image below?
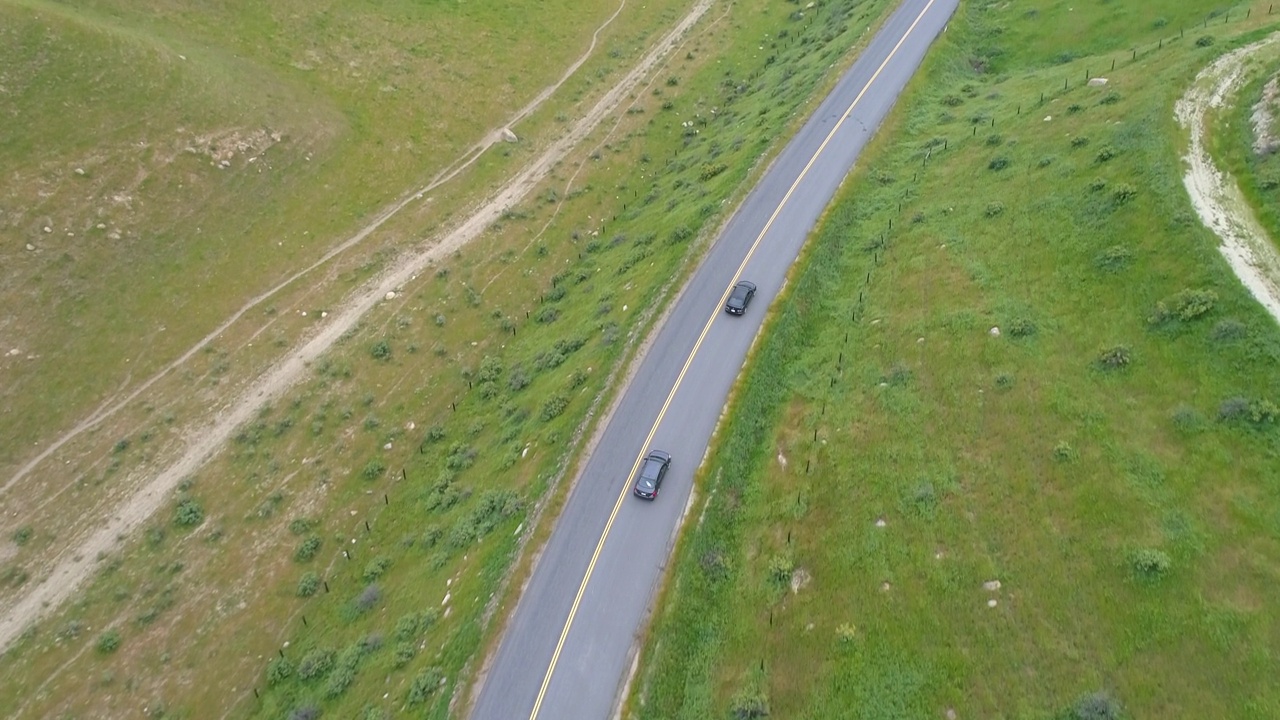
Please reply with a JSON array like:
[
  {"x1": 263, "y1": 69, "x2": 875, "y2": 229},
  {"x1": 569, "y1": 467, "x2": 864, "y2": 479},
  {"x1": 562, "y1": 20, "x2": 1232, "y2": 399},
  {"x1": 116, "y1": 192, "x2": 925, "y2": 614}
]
[
  {"x1": 1176, "y1": 31, "x2": 1280, "y2": 326},
  {"x1": 0, "y1": 0, "x2": 713, "y2": 653}
]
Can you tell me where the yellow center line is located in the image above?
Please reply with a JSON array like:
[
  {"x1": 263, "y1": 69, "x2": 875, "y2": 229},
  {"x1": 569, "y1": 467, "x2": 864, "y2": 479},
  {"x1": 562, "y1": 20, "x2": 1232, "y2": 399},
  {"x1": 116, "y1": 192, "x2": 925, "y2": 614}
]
[{"x1": 527, "y1": 1, "x2": 939, "y2": 716}]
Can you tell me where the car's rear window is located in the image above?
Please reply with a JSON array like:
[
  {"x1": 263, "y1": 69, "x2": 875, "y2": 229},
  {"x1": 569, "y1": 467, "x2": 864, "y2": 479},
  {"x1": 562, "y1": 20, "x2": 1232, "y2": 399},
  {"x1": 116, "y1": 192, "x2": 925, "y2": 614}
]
[{"x1": 640, "y1": 459, "x2": 663, "y2": 480}]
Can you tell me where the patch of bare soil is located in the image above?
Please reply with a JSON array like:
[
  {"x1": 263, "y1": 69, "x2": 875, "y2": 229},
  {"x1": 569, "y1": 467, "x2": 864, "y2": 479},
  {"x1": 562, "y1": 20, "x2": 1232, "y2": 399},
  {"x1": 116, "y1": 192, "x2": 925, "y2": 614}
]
[
  {"x1": 0, "y1": 0, "x2": 714, "y2": 654},
  {"x1": 1175, "y1": 32, "x2": 1280, "y2": 326}
]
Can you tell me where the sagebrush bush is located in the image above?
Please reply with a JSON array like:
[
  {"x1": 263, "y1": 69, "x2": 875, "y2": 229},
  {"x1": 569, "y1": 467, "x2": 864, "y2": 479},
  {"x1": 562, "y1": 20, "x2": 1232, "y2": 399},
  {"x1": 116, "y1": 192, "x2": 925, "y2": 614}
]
[
  {"x1": 297, "y1": 571, "x2": 320, "y2": 597},
  {"x1": 1053, "y1": 441, "x2": 1077, "y2": 462},
  {"x1": 984, "y1": 201, "x2": 1005, "y2": 218},
  {"x1": 988, "y1": 156, "x2": 1010, "y2": 171},
  {"x1": 370, "y1": 340, "x2": 391, "y2": 361},
  {"x1": 361, "y1": 459, "x2": 386, "y2": 481},
  {"x1": 1097, "y1": 345, "x2": 1131, "y2": 370},
  {"x1": 1148, "y1": 288, "x2": 1217, "y2": 325},
  {"x1": 294, "y1": 535, "x2": 322, "y2": 562},
  {"x1": 407, "y1": 667, "x2": 445, "y2": 704},
  {"x1": 1218, "y1": 396, "x2": 1251, "y2": 422},
  {"x1": 1130, "y1": 548, "x2": 1172, "y2": 578},
  {"x1": 362, "y1": 556, "x2": 391, "y2": 582},
  {"x1": 767, "y1": 554, "x2": 794, "y2": 584},
  {"x1": 267, "y1": 657, "x2": 294, "y2": 685},
  {"x1": 96, "y1": 629, "x2": 121, "y2": 653},
  {"x1": 174, "y1": 498, "x2": 204, "y2": 527},
  {"x1": 297, "y1": 648, "x2": 334, "y2": 680},
  {"x1": 541, "y1": 393, "x2": 569, "y2": 421},
  {"x1": 1111, "y1": 183, "x2": 1138, "y2": 204}
]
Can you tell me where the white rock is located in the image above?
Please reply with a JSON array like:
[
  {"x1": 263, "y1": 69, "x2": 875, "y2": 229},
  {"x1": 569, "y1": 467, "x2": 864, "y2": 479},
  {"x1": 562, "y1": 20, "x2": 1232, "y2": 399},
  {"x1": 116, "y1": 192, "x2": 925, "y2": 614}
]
[
  {"x1": 74, "y1": 167, "x2": 85, "y2": 176},
  {"x1": 987, "y1": 599, "x2": 998, "y2": 607},
  {"x1": 983, "y1": 580, "x2": 1001, "y2": 591},
  {"x1": 1087, "y1": 77, "x2": 1108, "y2": 87},
  {"x1": 406, "y1": 421, "x2": 416, "y2": 431},
  {"x1": 383, "y1": 443, "x2": 392, "y2": 450},
  {"x1": 441, "y1": 592, "x2": 451, "y2": 606},
  {"x1": 107, "y1": 232, "x2": 121, "y2": 240},
  {"x1": 25, "y1": 243, "x2": 34, "y2": 251},
  {"x1": 42, "y1": 226, "x2": 51, "y2": 233},
  {"x1": 989, "y1": 326, "x2": 1001, "y2": 337},
  {"x1": 875, "y1": 518, "x2": 887, "y2": 528},
  {"x1": 320, "y1": 311, "x2": 327, "y2": 318},
  {"x1": 384, "y1": 291, "x2": 396, "y2": 300},
  {"x1": 96, "y1": 223, "x2": 106, "y2": 229},
  {"x1": 1043, "y1": 115, "x2": 1053, "y2": 121},
  {"x1": 8, "y1": 349, "x2": 20, "y2": 356},
  {"x1": 501, "y1": 128, "x2": 518, "y2": 143},
  {"x1": 880, "y1": 582, "x2": 891, "y2": 591}
]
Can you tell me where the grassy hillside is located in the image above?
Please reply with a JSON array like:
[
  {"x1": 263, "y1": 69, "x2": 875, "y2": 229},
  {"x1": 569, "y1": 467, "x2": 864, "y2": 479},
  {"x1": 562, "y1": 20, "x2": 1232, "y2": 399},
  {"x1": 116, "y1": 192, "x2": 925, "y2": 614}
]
[
  {"x1": 633, "y1": 2, "x2": 1280, "y2": 719},
  {"x1": 0, "y1": 0, "x2": 634, "y2": 472},
  {"x1": 0, "y1": 0, "x2": 903, "y2": 717}
]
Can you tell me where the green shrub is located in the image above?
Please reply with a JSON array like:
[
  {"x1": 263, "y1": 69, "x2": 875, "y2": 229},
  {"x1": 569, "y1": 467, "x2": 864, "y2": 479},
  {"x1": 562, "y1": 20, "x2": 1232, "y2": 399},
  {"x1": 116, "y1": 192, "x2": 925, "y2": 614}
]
[
  {"x1": 288, "y1": 518, "x2": 315, "y2": 535},
  {"x1": 294, "y1": 535, "x2": 322, "y2": 562},
  {"x1": 541, "y1": 393, "x2": 569, "y2": 421},
  {"x1": 1071, "y1": 135, "x2": 1090, "y2": 148},
  {"x1": 297, "y1": 571, "x2": 320, "y2": 597},
  {"x1": 11, "y1": 526, "x2": 32, "y2": 546},
  {"x1": 174, "y1": 498, "x2": 204, "y2": 527},
  {"x1": 407, "y1": 667, "x2": 445, "y2": 704},
  {"x1": 363, "y1": 556, "x2": 391, "y2": 582},
  {"x1": 354, "y1": 584, "x2": 382, "y2": 614},
  {"x1": 297, "y1": 648, "x2": 334, "y2": 680},
  {"x1": 983, "y1": 201, "x2": 1005, "y2": 218},
  {"x1": 96, "y1": 629, "x2": 121, "y2": 654},
  {"x1": 1195, "y1": 35, "x2": 1215, "y2": 47},
  {"x1": 1249, "y1": 399, "x2": 1279, "y2": 425},
  {"x1": 1218, "y1": 396, "x2": 1250, "y2": 422},
  {"x1": 1130, "y1": 548, "x2": 1172, "y2": 578},
  {"x1": 1094, "y1": 146, "x2": 1116, "y2": 163},
  {"x1": 267, "y1": 657, "x2": 294, "y2": 685},
  {"x1": 1111, "y1": 183, "x2": 1138, "y2": 205},
  {"x1": 361, "y1": 459, "x2": 387, "y2": 481},
  {"x1": 1148, "y1": 289, "x2": 1217, "y2": 325},
  {"x1": 767, "y1": 554, "x2": 794, "y2": 584},
  {"x1": 1097, "y1": 345, "x2": 1131, "y2": 370},
  {"x1": 1053, "y1": 441, "x2": 1077, "y2": 462},
  {"x1": 394, "y1": 641, "x2": 416, "y2": 668},
  {"x1": 370, "y1": 339, "x2": 392, "y2": 361},
  {"x1": 988, "y1": 156, "x2": 1010, "y2": 171}
]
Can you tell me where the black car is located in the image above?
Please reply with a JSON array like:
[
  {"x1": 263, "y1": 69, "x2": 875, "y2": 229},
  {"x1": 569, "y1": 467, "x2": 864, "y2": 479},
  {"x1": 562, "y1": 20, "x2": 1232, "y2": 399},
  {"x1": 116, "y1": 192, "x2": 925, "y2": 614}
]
[
  {"x1": 724, "y1": 280, "x2": 757, "y2": 315},
  {"x1": 632, "y1": 449, "x2": 672, "y2": 500}
]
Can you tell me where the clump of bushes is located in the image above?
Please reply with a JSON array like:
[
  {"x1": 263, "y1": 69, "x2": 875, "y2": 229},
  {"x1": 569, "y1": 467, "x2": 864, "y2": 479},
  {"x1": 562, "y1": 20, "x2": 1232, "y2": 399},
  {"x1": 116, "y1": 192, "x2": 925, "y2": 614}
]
[
  {"x1": 1130, "y1": 549, "x2": 1172, "y2": 578},
  {"x1": 174, "y1": 498, "x2": 204, "y2": 527},
  {"x1": 370, "y1": 340, "x2": 391, "y2": 361},
  {"x1": 1148, "y1": 288, "x2": 1216, "y2": 325},
  {"x1": 1094, "y1": 245, "x2": 1134, "y2": 272},
  {"x1": 988, "y1": 156, "x2": 1010, "y2": 171},
  {"x1": 1097, "y1": 345, "x2": 1131, "y2": 370},
  {"x1": 297, "y1": 571, "x2": 321, "y2": 597},
  {"x1": 984, "y1": 201, "x2": 1005, "y2": 218},
  {"x1": 96, "y1": 629, "x2": 121, "y2": 654},
  {"x1": 1069, "y1": 691, "x2": 1121, "y2": 720},
  {"x1": 294, "y1": 535, "x2": 322, "y2": 562},
  {"x1": 407, "y1": 667, "x2": 445, "y2": 704}
]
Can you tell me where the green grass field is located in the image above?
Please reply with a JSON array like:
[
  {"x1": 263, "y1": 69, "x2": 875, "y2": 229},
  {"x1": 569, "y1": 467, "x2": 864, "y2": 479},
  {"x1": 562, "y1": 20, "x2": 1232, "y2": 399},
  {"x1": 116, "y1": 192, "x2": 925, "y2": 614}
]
[
  {"x1": 633, "y1": 2, "x2": 1280, "y2": 719},
  {"x1": 0, "y1": 0, "x2": 904, "y2": 717}
]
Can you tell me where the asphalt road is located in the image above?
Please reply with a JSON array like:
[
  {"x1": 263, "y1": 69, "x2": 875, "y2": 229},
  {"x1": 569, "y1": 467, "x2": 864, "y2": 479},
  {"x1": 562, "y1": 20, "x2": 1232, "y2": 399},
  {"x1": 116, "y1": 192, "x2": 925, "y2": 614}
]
[{"x1": 470, "y1": 0, "x2": 959, "y2": 717}]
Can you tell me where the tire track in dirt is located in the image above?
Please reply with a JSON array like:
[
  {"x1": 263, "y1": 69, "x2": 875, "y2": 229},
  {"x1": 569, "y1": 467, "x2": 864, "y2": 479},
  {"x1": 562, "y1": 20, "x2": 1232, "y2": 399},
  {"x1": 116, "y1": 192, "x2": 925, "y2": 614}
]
[
  {"x1": 0, "y1": 0, "x2": 712, "y2": 652},
  {"x1": 1176, "y1": 31, "x2": 1280, "y2": 326}
]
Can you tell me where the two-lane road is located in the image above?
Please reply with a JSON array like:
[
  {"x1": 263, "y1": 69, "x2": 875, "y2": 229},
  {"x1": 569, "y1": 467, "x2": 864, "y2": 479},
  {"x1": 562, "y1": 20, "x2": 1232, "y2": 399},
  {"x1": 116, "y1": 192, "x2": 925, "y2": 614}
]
[{"x1": 471, "y1": 0, "x2": 959, "y2": 717}]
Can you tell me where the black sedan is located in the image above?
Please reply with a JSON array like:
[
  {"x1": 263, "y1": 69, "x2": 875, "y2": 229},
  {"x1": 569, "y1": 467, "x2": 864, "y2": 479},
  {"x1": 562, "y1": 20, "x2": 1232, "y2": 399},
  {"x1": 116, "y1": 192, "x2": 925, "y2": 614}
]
[
  {"x1": 632, "y1": 450, "x2": 672, "y2": 500},
  {"x1": 724, "y1": 280, "x2": 757, "y2": 315}
]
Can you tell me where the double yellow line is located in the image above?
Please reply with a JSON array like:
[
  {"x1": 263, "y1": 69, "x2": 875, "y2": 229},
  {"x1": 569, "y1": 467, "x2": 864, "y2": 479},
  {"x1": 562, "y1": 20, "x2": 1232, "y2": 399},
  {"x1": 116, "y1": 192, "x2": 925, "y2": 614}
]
[{"x1": 527, "y1": 1, "x2": 939, "y2": 716}]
